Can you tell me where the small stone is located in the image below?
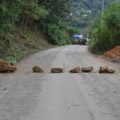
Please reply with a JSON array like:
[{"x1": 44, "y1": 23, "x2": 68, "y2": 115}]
[
  {"x1": 32, "y1": 66, "x2": 44, "y2": 73},
  {"x1": 51, "y1": 68, "x2": 63, "y2": 73},
  {"x1": 69, "y1": 67, "x2": 80, "y2": 73}
]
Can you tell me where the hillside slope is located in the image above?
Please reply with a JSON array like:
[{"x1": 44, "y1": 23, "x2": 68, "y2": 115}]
[{"x1": 0, "y1": 26, "x2": 53, "y2": 63}]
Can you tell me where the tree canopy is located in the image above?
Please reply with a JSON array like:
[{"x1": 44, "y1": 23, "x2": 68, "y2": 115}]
[{"x1": 0, "y1": 0, "x2": 69, "y2": 45}]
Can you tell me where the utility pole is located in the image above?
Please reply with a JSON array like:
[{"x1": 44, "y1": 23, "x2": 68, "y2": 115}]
[{"x1": 102, "y1": 0, "x2": 105, "y2": 16}]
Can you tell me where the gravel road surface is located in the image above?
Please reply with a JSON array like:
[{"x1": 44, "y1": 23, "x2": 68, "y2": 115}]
[{"x1": 0, "y1": 45, "x2": 120, "y2": 120}]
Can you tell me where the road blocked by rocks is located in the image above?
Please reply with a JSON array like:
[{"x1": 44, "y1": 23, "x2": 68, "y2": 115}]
[
  {"x1": 0, "y1": 46, "x2": 119, "y2": 120},
  {"x1": 0, "y1": 61, "x2": 116, "y2": 74},
  {"x1": 31, "y1": 66, "x2": 116, "y2": 74}
]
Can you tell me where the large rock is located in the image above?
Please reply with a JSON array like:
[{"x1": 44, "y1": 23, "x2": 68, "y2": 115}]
[
  {"x1": 51, "y1": 68, "x2": 63, "y2": 73},
  {"x1": 107, "y1": 68, "x2": 115, "y2": 73},
  {"x1": 32, "y1": 66, "x2": 44, "y2": 73},
  {"x1": 99, "y1": 66, "x2": 115, "y2": 73},
  {"x1": 81, "y1": 66, "x2": 94, "y2": 72},
  {"x1": 0, "y1": 60, "x2": 17, "y2": 73},
  {"x1": 69, "y1": 67, "x2": 80, "y2": 73}
]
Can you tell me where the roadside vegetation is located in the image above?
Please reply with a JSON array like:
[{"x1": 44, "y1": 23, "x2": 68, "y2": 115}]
[
  {"x1": 0, "y1": 0, "x2": 69, "y2": 62},
  {"x1": 0, "y1": 0, "x2": 120, "y2": 62},
  {"x1": 90, "y1": 2, "x2": 120, "y2": 54}
]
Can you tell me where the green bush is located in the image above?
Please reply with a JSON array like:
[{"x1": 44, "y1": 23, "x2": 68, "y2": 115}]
[
  {"x1": 0, "y1": 0, "x2": 22, "y2": 34},
  {"x1": 90, "y1": 2, "x2": 120, "y2": 54},
  {"x1": 67, "y1": 27, "x2": 80, "y2": 37},
  {"x1": 90, "y1": 26, "x2": 112, "y2": 53},
  {"x1": 47, "y1": 24, "x2": 68, "y2": 45}
]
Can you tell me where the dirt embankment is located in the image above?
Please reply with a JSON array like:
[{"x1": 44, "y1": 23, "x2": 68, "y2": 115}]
[{"x1": 104, "y1": 46, "x2": 120, "y2": 62}]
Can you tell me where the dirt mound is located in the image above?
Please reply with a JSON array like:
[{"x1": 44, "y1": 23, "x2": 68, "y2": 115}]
[
  {"x1": 0, "y1": 60, "x2": 17, "y2": 73},
  {"x1": 104, "y1": 46, "x2": 120, "y2": 60}
]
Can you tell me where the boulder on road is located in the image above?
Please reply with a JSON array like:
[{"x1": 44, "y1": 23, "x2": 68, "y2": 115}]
[
  {"x1": 81, "y1": 66, "x2": 94, "y2": 72},
  {"x1": 0, "y1": 60, "x2": 17, "y2": 73},
  {"x1": 32, "y1": 66, "x2": 44, "y2": 73},
  {"x1": 69, "y1": 67, "x2": 80, "y2": 73},
  {"x1": 51, "y1": 68, "x2": 63, "y2": 73},
  {"x1": 99, "y1": 66, "x2": 115, "y2": 73}
]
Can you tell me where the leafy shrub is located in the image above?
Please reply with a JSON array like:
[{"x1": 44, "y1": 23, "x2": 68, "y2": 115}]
[
  {"x1": 47, "y1": 24, "x2": 68, "y2": 45},
  {"x1": 90, "y1": 2, "x2": 120, "y2": 54},
  {"x1": 67, "y1": 27, "x2": 80, "y2": 37},
  {"x1": 0, "y1": 0, "x2": 22, "y2": 34},
  {"x1": 90, "y1": 26, "x2": 112, "y2": 53}
]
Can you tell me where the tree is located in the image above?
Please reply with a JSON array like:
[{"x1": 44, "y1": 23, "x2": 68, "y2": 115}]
[
  {"x1": 38, "y1": 0, "x2": 70, "y2": 44},
  {"x1": 0, "y1": 0, "x2": 22, "y2": 34},
  {"x1": 90, "y1": 2, "x2": 120, "y2": 53}
]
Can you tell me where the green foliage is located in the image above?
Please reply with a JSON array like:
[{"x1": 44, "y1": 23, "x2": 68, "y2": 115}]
[
  {"x1": 38, "y1": 0, "x2": 69, "y2": 45},
  {"x1": 0, "y1": 0, "x2": 22, "y2": 34},
  {"x1": 47, "y1": 0, "x2": 69, "y2": 22},
  {"x1": 90, "y1": 26, "x2": 112, "y2": 53},
  {"x1": 67, "y1": 27, "x2": 80, "y2": 37},
  {"x1": 47, "y1": 23, "x2": 68, "y2": 45},
  {"x1": 18, "y1": 0, "x2": 48, "y2": 32},
  {"x1": 20, "y1": 0, "x2": 48, "y2": 22},
  {"x1": 0, "y1": 0, "x2": 69, "y2": 55},
  {"x1": 69, "y1": 0, "x2": 116, "y2": 29},
  {"x1": 103, "y1": 3, "x2": 120, "y2": 30},
  {"x1": 90, "y1": 2, "x2": 120, "y2": 54}
]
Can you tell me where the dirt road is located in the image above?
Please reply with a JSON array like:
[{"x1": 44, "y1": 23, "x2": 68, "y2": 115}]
[{"x1": 0, "y1": 45, "x2": 120, "y2": 120}]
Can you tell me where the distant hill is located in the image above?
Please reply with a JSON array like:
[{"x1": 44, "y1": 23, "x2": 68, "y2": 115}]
[{"x1": 69, "y1": 0, "x2": 115, "y2": 29}]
